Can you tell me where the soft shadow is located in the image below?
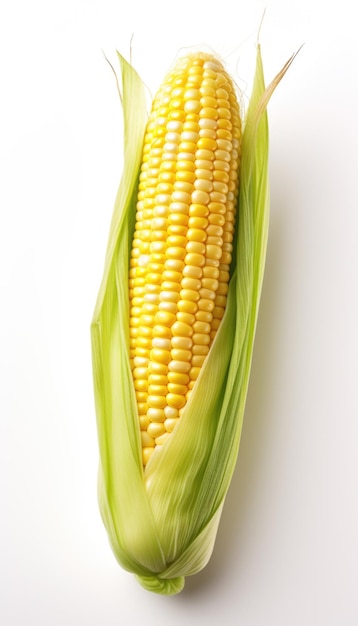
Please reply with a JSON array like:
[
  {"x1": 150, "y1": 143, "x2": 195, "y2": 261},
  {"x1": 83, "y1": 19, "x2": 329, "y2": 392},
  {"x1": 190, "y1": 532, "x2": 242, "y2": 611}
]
[{"x1": 174, "y1": 203, "x2": 288, "y2": 601}]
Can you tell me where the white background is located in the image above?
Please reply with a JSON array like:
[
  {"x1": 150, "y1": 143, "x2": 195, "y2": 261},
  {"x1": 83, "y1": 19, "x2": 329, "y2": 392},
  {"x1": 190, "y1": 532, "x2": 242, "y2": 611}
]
[{"x1": 1, "y1": 1, "x2": 357, "y2": 624}]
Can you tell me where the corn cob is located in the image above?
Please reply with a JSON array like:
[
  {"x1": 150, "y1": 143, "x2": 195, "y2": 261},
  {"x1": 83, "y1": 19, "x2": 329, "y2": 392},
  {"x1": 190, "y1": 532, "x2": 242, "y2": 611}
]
[
  {"x1": 129, "y1": 52, "x2": 241, "y2": 467},
  {"x1": 91, "y1": 46, "x2": 296, "y2": 595}
]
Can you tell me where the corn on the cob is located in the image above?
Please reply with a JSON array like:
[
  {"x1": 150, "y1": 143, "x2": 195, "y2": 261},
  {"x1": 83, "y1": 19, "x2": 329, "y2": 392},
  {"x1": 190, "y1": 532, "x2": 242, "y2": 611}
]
[
  {"x1": 91, "y1": 46, "x2": 296, "y2": 595},
  {"x1": 129, "y1": 53, "x2": 241, "y2": 467}
]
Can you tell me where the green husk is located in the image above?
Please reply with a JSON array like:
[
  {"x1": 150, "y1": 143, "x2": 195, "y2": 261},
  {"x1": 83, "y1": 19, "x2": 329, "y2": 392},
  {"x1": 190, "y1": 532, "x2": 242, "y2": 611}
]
[{"x1": 91, "y1": 47, "x2": 295, "y2": 595}]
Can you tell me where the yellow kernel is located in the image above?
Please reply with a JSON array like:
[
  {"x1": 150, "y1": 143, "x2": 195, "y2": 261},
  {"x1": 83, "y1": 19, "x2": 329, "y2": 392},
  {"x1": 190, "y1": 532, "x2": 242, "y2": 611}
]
[
  {"x1": 189, "y1": 204, "x2": 209, "y2": 217},
  {"x1": 145, "y1": 283, "x2": 161, "y2": 296},
  {"x1": 181, "y1": 130, "x2": 199, "y2": 142},
  {"x1": 147, "y1": 395, "x2": 167, "y2": 409},
  {"x1": 181, "y1": 276, "x2": 201, "y2": 291},
  {"x1": 185, "y1": 91, "x2": 202, "y2": 104},
  {"x1": 192, "y1": 344, "x2": 210, "y2": 356},
  {"x1": 148, "y1": 384, "x2": 167, "y2": 396},
  {"x1": 164, "y1": 407, "x2": 180, "y2": 422},
  {"x1": 139, "y1": 414, "x2": 150, "y2": 430},
  {"x1": 201, "y1": 76, "x2": 216, "y2": 88},
  {"x1": 217, "y1": 283, "x2": 229, "y2": 296},
  {"x1": 195, "y1": 168, "x2": 213, "y2": 181},
  {"x1": 184, "y1": 252, "x2": 205, "y2": 267},
  {"x1": 152, "y1": 337, "x2": 172, "y2": 351},
  {"x1": 136, "y1": 391, "x2": 147, "y2": 403},
  {"x1": 150, "y1": 348, "x2": 171, "y2": 364},
  {"x1": 160, "y1": 171, "x2": 176, "y2": 183},
  {"x1": 167, "y1": 236, "x2": 187, "y2": 249},
  {"x1": 147, "y1": 422, "x2": 166, "y2": 439},
  {"x1": 217, "y1": 136, "x2": 233, "y2": 153},
  {"x1": 192, "y1": 355, "x2": 206, "y2": 367},
  {"x1": 171, "y1": 321, "x2": 193, "y2": 337},
  {"x1": 143, "y1": 293, "x2": 160, "y2": 305},
  {"x1": 168, "y1": 225, "x2": 188, "y2": 237},
  {"x1": 214, "y1": 159, "x2": 230, "y2": 172},
  {"x1": 173, "y1": 189, "x2": 192, "y2": 203},
  {"x1": 202, "y1": 277, "x2": 219, "y2": 291},
  {"x1": 217, "y1": 129, "x2": 232, "y2": 141},
  {"x1": 141, "y1": 431, "x2": 155, "y2": 447},
  {"x1": 194, "y1": 178, "x2": 213, "y2": 193},
  {"x1": 182, "y1": 120, "x2": 200, "y2": 132},
  {"x1": 221, "y1": 251, "x2": 232, "y2": 264},
  {"x1": 159, "y1": 291, "x2": 180, "y2": 304},
  {"x1": 180, "y1": 288, "x2": 200, "y2": 302},
  {"x1": 183, "y1": 264, "x2": 202, "y2": 279},
  {"x1": 199, "y1": 128, "x2": 217, "y2": 140},
  {"x1": 198, "y1": 137, "x2": 217, "y2": 151},
  {"x1": 163, "y1": 270, "x2": 182, "y2": 283},
  {"x1": 148, "y1": 361, "x2": 168, "y2": 375},
  {"x1": 176, "y1": 170, "x2": 196, "y2": 183},
  {"x1": 186, "y1": 241, "x2": 206, "y2": 256},
  {"x1": 200, "y1": 95, "x2": 217, "y2": 108},
  {"x1": 215, "y1": 148, "x2": 231, "y2": 161},
  {"x1": 168, "y1": 360, "x2": 191, "y2": 374},
  {"x1": 167, "y1": 393, "x2": 186, "y2": 409},
  {"x1": 148, "y1": 372, "x2": 167, "y2": 385},
  {"x1": 187, "y1": 228, "x2": 207, "y2": 242},
  {"x1": 176, "y1": 159, "x2": 195, "y2": 172},
  {"x1": 164, "y1": 141, "x2": 179, "y2": 153},
  {"x1": 177, "y1": 299, "x2": 198, "y2": 314},
  {"x1": 198, "y1": 84, "x2": 216, "y2": 98},
  {"x1": 168, "y1": 213, "x2": 189, "y2": 227},
  {"x1": 154, "y1": 311, "x2": 176, "y2": 326},
  {"x1": 192, "y1": 189, "x2": 210, "y2": 205},
  {"x1": 169, "y1": 203, "x2": 189, "y2": 216},
  {"x1": 200, "y1": 106, "x2": 218, "y2": 120},
  {"x1": 199, "y1": 287, "x2": 215, "y2": 300},
  {"x1": 184, "y1": 100, "x2": 201, "y2": 113},
  {"x1": 165, "y1": 246, "x2": 186, "y2": 261},
  {"x1": 167, "y1": 382, "x2": 188, "y2": 395},
  {"x1": 137, "y1": 400, "x2": 148, "y2": 413},
  {"x1": 171, "y1": 335, "x2": 193, "y2": 350},
  {"x1": 213, "y1": 183, "x2": 229, "y2": 197},
  {"x1": 215, "y1": 293, "x2": 227, "y2": 307},
  {"x1": 142, "y1": 447, "x2": 154, "y2": 466},
  {"x1": 167, "y1": 371, "x2": 189, "y2": 385},
  {"x1": 203, "y1": 267, "x2": 220, "y2": 280},
  {"x1": 206, "y1": 244, "x2": 222, "y2": 260},
  {"x1": 147, "y1": 407, "x2": 166, "y2": 423},
  {"x1": 218, "y1": 107, "x2": 231, "y2": 119},
  {"x1": 197, "y1": 147, "x2": 215, "y2": 159},
  {"x1": 160, "y1": 160, "x2": 176, "y2": 173},
  {"x1": 134, "y1": 379, "x2": 148, "y2": 392},
  {"x1": 188, "y1": 217, "x2": 208, "y2": 229},
  {"x1": 193, "y1": 321, "x2": 211, "y2": 334},
  {"x1": 198, "y1": 298, "x2": 215, "y2": 312},
  {"x1": 164, "y1": 261, "x2": 184, "y2": 276},
  {"x1": 171, "y1": 348, "x2": 192, "y2": 361},
  {"x1": 133, "y1": 367, "x2": 148, "y2": 380},
  {"x1": 189, "y1": 367, "x2": 201, "y2": 380},
  {"x1": 207, "y1": 224, "x2": 223, "y2": 237},
  {"x1": 216, "y1": 87, "x2": 229, "y2": 99},
  {"x1": 167, "y1": 120, "x2": 183, "y2": 131},
  {"x1": 164, "y1": 417, "x2": 180, "y2": 433},
  {"x1": 161, "y1": 280, "x2": 181, "y2": 292},
  {"x1": 176, "y1": 312, "x2": 197, "y2": 326}
]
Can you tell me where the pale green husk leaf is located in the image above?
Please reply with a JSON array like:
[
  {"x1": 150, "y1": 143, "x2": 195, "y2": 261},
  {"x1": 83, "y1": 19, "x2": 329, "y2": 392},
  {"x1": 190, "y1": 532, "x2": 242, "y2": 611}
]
[{"x1": 91, "y1": 48, "x2": 295, "y2": 595}]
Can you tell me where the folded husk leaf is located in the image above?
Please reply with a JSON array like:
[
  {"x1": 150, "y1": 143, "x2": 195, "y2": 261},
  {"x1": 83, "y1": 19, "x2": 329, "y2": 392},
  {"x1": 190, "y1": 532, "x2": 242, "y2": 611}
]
[{"x1": 91, "y1": 46, "x2": 295, "y2": 595}]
